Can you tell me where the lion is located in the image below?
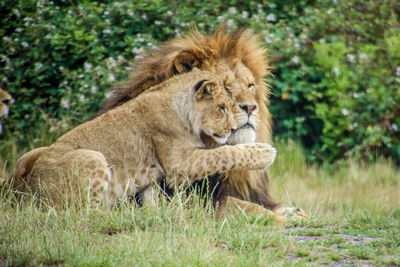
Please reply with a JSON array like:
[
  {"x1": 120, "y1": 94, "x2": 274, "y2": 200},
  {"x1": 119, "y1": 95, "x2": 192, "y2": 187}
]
[
  {"x1": 8, "y1": 27, "x2": 306, "y2": 220},
  {"x1": 96, "y1": 26, "x2": 306, "y2": 219},
  {"x1": 6, "y1": 70, "x2": 282, "y2": 222},
  {"x1": 0, "y1": 88, "x2": 13, "y2": 135}
]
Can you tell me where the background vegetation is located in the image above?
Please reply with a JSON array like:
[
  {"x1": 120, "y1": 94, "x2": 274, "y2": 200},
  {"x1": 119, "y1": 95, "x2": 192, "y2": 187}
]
[{"x1": 1, "y1": 0, "x2": 400, "y2": 164}]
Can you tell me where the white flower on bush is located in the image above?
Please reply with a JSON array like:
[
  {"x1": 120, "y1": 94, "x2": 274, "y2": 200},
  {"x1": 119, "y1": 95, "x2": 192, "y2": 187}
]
[
  {"x1": 291, "y1": 56, "x2": 300, "y2": 65},
  {"x1": 0, "y1": 55, "x2": 10, "y2": 63},
  {"x1": 326, "y1": 8, "x2": 334, "y2": 15},
  {"x1": 266, "y1": 14, "x2": 276, "y2": 22},
  {"x1": 91, "y1": 85, "x2": 98, "y2": 94},
  {"x1": 264, "y1": 33, "x2": 276, "y2": 44},
  {"x1": 359, "y1": 53, "x2": 368, "y2": 60},
  {"x1": 154, "y1": 20, "x2": 163, "y2": 26},
  {"x1": 105, "y1": 57, "x2": 117, "y2": 69},
  {"x1": 117, "y1": 55, "x2": 126, "y2": 65},
  {"x1": 142, "y1": 14, "x2": 147, "y2": 20},
  {"x1": 226, "y1": 19, "x2": 234, "y2": 28},
  {"x1": 84, "y1": 62, "x2": 93, "y2": 72},
  {"x1": 347, "y1": 54, "x2": 355, "y2": 63},
  {"x1": 107, "y1": 73, "x2": 116, "y2": 82},
  {"x1": 13, "y1": 9, "x2": 21, "y2": 18},
  {"x1": 332, "y1": 67, "x2": 340, "y2": 76},
  {"x1": 228, "y1": 7, "x2": 237, "y2": 14},
  {"x1": 349, "y1": 122, "x2": 358, "y2": 130},
  {"x1": 390, "y1": 123, "x2": 399, "y2": 132},
  {"x1": 127, "y1": 10, "x2": 135, "y2": 17},
  {"x1": 79, "y1": 95, "x2": 86, "y2": 103},
  {"x1": 300, "y1": 33, "x2": 308, "y2": 41},
  {"x1": 61, "y1": 98, "x2": 70, "y2": 109},
  {"x1": 395, "y1": 66, "x2": 400, "y2": 77},
  {"x1": 35, "y1": 62, "x2": 44, "y2": 72},
  {"x1": 217, "y1": 15, "x2": 225, "y2": 22},
  {"x1": 56, "y1": 121, "x2": 69, "y2": 130},
  {"x1": 103, "y1": 29, "x2": 112, "y2": 35},
  {"x1": 135, "y1": 34, "x2": 145, "y2": 43},
  {"x1": 352, "y1": 92, "x2": 359, "y2": 98},
  {"x1": 341, "y1": 108, "x2": 350, "y2": 116},
  {"x1": 105, "y1": 91, "x2": 113, "y2": 99},
  {"x1": 132, "y1": 47, "x2": 144, "y2": 55},
  {"x1": 241, "y1": 11, "x2": 249, "y2": 19}
]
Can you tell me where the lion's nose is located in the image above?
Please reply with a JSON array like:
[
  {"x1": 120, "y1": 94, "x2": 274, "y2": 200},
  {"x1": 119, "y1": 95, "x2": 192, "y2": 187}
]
[{"x1": 240, "y1": 104, "x2": 257, "y2": 115}]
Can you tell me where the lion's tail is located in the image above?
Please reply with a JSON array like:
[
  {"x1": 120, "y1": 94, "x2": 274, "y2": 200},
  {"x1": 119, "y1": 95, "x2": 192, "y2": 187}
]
[{"x1": 1, "y1": 147, "x2": 48, "y2": 193}]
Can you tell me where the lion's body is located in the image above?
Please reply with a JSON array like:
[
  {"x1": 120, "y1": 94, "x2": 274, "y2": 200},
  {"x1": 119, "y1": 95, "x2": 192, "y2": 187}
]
[{"x1": 10, "y1": 71, "x2": 277, "y2": 207}]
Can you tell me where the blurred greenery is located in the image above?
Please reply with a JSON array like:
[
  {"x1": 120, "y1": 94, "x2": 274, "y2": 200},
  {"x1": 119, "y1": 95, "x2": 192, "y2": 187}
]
[{"x1": 1, "y1": 0, "x2": 399, "y2": 163}]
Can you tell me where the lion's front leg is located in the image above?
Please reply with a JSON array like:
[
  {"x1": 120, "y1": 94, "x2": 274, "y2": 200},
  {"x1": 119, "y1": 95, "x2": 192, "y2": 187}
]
[{"x1": 165, "y1": 143, "x2": 276, "y2": 186}]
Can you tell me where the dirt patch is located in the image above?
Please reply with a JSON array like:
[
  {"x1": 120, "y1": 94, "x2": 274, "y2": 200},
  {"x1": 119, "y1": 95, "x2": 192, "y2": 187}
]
[
  {"x1": 285, "y1": 227, "x2": 381, "y2": 246},
  {"x1": 284, "y1": 227, "x2": 383, "y2": 266}
]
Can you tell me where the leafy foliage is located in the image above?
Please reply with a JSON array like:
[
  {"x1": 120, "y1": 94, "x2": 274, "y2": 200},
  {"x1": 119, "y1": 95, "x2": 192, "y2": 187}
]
[{"x1": 1, "y1": 0, "x2": 399, "y2": 163}]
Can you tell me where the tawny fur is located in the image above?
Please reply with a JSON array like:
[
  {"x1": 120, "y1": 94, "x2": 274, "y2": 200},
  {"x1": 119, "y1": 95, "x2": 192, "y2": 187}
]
[
  {"x1": 7, "y1": 71, "x2": 277, "y2": 206},
  {"x1": 0, "y1": 88, "x2": 13, "y2": 135},
  {"x1": 94, "y1": 27, "x2": 274, "y2": 201},
  {"x1": 0, "y1": 88, "x2": 13, "y2": 184},
  {"x1": 9, "y1": 27, "x2": 307, "y2": 220}
]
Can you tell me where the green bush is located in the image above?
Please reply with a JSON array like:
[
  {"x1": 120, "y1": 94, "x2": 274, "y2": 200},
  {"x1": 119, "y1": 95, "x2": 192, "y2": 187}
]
[
  {"x1": 267, "y1": 0, "x2": 400, "y2": 162},
  {"x1": 1, "y1": 0, "x2": 399, "y2": 163}
]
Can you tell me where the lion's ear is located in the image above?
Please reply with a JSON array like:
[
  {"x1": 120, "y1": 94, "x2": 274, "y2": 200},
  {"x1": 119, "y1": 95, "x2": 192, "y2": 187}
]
[
  {"x1": 194, "y1": 80, "x2": 216, "y2": 99},
  {"x1": 173, "y1": 51, "x2": 200, "y2": 74}
]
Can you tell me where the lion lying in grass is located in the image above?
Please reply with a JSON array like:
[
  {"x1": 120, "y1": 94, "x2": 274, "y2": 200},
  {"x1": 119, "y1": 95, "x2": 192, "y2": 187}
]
[
  {"x1": 6, "y1": 70, "x2": 282, "y2": 222},
  {"x1": 8, "y1": 27, "x2": 306, "y2": 221}
]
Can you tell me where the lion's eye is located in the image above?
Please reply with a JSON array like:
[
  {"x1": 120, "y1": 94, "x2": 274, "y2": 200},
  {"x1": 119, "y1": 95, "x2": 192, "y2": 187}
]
[
  {"x1": 248, "y1": 83, "x2": 255, "y2": 88},
  {"x1": 219, "y1": 105, "x2": 226, "y2": 112}
]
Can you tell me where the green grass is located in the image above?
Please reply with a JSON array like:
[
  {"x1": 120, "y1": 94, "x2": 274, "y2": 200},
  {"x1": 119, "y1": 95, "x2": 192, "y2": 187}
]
[{"x1": 1, "y1": 131, "x2": 399, "y2": 266}]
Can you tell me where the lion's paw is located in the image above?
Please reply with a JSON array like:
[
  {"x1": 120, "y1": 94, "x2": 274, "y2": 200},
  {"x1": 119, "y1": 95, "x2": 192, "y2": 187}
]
[{"x1": 237, "y1": 143, "x2": 276, "y2": 169}]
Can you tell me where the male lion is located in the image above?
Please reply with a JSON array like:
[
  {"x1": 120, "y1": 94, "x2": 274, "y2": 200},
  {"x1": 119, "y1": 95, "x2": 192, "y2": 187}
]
[
  {"x1": 6, "y1": 70, "x2": 280, "y2": 220},
  {"x1": 0, "y1": 88, "x2": 13, "y2": 135},
  {"x1": 97, "y1": 27, "x2": 306, "y2": 219}
]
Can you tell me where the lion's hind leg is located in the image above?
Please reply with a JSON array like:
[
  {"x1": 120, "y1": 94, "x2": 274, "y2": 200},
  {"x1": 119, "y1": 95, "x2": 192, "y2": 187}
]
[{"x1": 46, "y1": 149, "x2": 112, "y2": 205}]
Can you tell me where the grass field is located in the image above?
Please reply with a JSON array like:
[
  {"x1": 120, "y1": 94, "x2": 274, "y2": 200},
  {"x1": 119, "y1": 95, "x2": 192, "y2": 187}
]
[{"x1": 1, "y1": 138, "x2": 399, "y2": 266}]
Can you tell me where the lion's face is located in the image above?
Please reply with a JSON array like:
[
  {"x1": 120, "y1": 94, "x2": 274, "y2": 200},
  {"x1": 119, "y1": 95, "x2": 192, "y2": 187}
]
[
  {"x1": 212, "y1": 62, "x2": 259, "y2": 145},
  {"x1": 0, "y1": 88, "x2": 13, "y2": 119},
  {"x1": 0, "y1": 88, "x2": 13, "y2": 134},
  {"x1": 192, "y1": 78, "x2": 237, "y2": 145}
]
